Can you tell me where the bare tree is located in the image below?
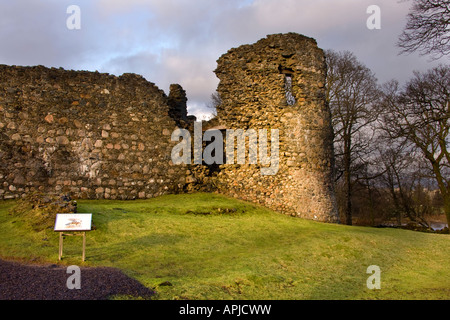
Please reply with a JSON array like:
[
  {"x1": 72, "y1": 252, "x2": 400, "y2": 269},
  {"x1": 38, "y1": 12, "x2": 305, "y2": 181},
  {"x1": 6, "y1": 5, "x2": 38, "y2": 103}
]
[
  {"x1": 377, "y1": 141, "x2": 434, "y2": 227},
  {"x1": 380, "y1": 65, "x2": 450, "y2": 226},
  {"x1": 325, "y1": 50, "x2": 380, "y2": 225},
  {"x1": 397, "y1": 0, "x2": 450, "y2": 59},
  {"x1": 206, "y1": 91, "x2": 221, "y2": 117}
]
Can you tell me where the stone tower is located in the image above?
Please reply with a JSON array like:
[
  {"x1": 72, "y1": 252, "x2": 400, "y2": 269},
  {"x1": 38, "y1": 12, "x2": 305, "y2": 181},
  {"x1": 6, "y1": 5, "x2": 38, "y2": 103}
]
[
  {"x1": 168, "y1": 83, "x2": 188, "y2": 124},
  {"x1": 213, "y1": 33, "x2": 339, "y2": 222}
]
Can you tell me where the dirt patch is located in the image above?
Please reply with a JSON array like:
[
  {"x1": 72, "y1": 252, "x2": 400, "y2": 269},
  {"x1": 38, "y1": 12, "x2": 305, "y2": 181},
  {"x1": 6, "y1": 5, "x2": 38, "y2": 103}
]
[
  {"x1": 0, "y1": 259, "x2": 154, "y2": 300},
  {"x1": 184, "y1": 207, "x2": 239, "y2": 215}
]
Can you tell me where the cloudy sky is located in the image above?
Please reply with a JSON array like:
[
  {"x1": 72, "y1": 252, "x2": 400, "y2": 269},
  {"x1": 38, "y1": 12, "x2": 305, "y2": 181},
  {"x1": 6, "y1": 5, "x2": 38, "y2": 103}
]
[{"x1": 0, "y1": 0, "x2": 447, "y2": 119}]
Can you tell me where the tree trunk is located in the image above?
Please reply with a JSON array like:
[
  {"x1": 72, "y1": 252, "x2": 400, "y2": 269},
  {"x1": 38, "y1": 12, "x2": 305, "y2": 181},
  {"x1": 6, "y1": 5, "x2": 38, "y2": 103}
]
[
  {"x1": 366, "y1": 181, "x2": 375, "y2": 226},
  {"x1": 444, "y1": 193, "x2": 450, "y2": 229},
  {"x1": 343, "y1": 146, "x2": 352, "y2": 225}
]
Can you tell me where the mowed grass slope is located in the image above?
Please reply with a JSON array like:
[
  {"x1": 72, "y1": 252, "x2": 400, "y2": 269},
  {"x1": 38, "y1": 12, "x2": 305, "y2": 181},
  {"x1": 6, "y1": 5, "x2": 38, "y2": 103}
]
[{"x1": 0, "y1": 193, "x2": 449, "y2": 300}]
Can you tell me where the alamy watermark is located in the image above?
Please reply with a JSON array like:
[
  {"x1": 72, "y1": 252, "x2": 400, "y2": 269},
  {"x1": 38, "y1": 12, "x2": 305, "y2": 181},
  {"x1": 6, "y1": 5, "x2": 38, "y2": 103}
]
[
  {"x1": 171, "y1": 121, "x2": 279, "y2": 176},
  {"x1": 66, "y1": 265, "x2": 81, "y2": 290},
  {"x1": 366, "y1": 265, "x2": 381, "y2": 289},
  {"x1": 66, "y1": 5, "x2": 81, "y2": 30},
  {"x1": 366, "y1": 5, "x2": 381, "y2": 30}
]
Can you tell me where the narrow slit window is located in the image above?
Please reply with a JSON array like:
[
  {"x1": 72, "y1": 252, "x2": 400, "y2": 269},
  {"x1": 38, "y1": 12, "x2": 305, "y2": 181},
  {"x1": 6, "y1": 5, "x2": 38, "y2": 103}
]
[{"x1": 285, "y1": 74, "x2": 296, "y2": 106}]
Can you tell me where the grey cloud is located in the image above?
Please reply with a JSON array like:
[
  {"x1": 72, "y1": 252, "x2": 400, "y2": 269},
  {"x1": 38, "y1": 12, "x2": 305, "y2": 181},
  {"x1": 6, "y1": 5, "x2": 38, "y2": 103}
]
[{"x1": 0, "y1": 0, "x2": 448, "y2": 119}]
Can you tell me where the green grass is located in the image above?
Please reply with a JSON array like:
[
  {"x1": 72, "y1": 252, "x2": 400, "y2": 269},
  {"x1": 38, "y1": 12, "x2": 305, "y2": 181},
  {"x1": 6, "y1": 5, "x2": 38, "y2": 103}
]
[{"x1": 0, "y1": 192, "x2": 449, "y2": 300}]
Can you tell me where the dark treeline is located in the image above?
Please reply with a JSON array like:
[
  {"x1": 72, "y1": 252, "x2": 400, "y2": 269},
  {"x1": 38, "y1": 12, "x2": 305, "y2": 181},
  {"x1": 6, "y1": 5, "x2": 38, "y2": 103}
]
[
  {"x1": 325, "y1": 0, "x2": 449, "y2": 230},
  {"x1": 326, "y1": 51, "x2": 449, "y2": 229}
]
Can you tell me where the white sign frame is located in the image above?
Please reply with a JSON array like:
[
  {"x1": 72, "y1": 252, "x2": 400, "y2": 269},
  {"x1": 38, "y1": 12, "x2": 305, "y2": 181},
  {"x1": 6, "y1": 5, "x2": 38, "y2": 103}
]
[
  {"x1": 54, "y1": 213, "x2": 92, "y2": 262},
  {"x1": 54, "y1": 213, "x2": 92, "y2": 232}
]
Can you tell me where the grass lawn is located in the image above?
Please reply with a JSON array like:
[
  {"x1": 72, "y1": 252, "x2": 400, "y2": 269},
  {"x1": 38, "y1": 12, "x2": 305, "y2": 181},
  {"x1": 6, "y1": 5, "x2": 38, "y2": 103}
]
[{"x1": 0, "y1": 192, "x2": 449, "y2": 300}]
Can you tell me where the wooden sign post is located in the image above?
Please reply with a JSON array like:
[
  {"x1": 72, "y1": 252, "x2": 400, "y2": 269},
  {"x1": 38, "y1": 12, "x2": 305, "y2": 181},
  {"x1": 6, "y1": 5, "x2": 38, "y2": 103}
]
[{"x1": 54, "y1": 213, "x2": 92, "y2": 262}]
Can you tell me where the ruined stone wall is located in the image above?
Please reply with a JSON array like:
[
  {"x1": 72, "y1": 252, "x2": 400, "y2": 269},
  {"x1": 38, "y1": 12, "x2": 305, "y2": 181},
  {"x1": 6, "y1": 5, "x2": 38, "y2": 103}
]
[
  {"x1": 0, "y1": 33, "x2": 339, "y2": 223},
  {"x1": 213, "y1": 33, "x2": 339, "y2": 222},
  {"x1": 0, "y1": 65, "x2": 188, "y2": 200}
]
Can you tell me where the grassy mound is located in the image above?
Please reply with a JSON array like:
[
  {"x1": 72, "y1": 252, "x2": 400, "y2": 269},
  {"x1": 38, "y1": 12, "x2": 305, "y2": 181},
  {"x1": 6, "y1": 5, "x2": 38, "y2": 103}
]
[
  {"x1": 0, "y1": 192, "x2": 449, "y2": 300},
  {"x1": 9, "y1": 192, "x2": 77, "y2": 231}
]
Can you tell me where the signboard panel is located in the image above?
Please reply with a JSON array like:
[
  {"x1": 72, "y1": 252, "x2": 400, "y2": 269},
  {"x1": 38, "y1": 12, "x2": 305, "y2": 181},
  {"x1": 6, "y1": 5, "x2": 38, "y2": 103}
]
[{"x1": 54, "y1": 213, "x2": 92, "y2": 232}]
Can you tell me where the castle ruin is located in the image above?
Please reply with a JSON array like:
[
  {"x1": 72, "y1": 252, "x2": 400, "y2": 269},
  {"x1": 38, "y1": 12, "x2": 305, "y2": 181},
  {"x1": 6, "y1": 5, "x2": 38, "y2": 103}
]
[{"x1": 0, "y1": 33, "x2": 339, "y2": 223}]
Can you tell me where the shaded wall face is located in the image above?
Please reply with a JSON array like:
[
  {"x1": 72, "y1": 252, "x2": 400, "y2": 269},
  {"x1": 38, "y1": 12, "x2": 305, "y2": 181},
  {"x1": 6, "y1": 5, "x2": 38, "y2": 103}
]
[
  {"x1": 0, "y1": 66, "x2": 187, "y2": 200},
  {"x1": 214, "y1": 33, "x2": 339, "y2": 222}
]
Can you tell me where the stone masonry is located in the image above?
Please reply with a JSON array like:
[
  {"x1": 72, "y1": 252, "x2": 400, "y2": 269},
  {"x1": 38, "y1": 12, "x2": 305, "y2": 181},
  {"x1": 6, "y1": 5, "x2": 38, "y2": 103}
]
[
  {"x1": 213, "y1": 33, "x2": 339, "y2": 222},
  {"x1": 0, "y1": 65, "x2": 188, "y2": 200},
  {"x1": 0, "y1": 33, "x2": 339, "y2": 223}
]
